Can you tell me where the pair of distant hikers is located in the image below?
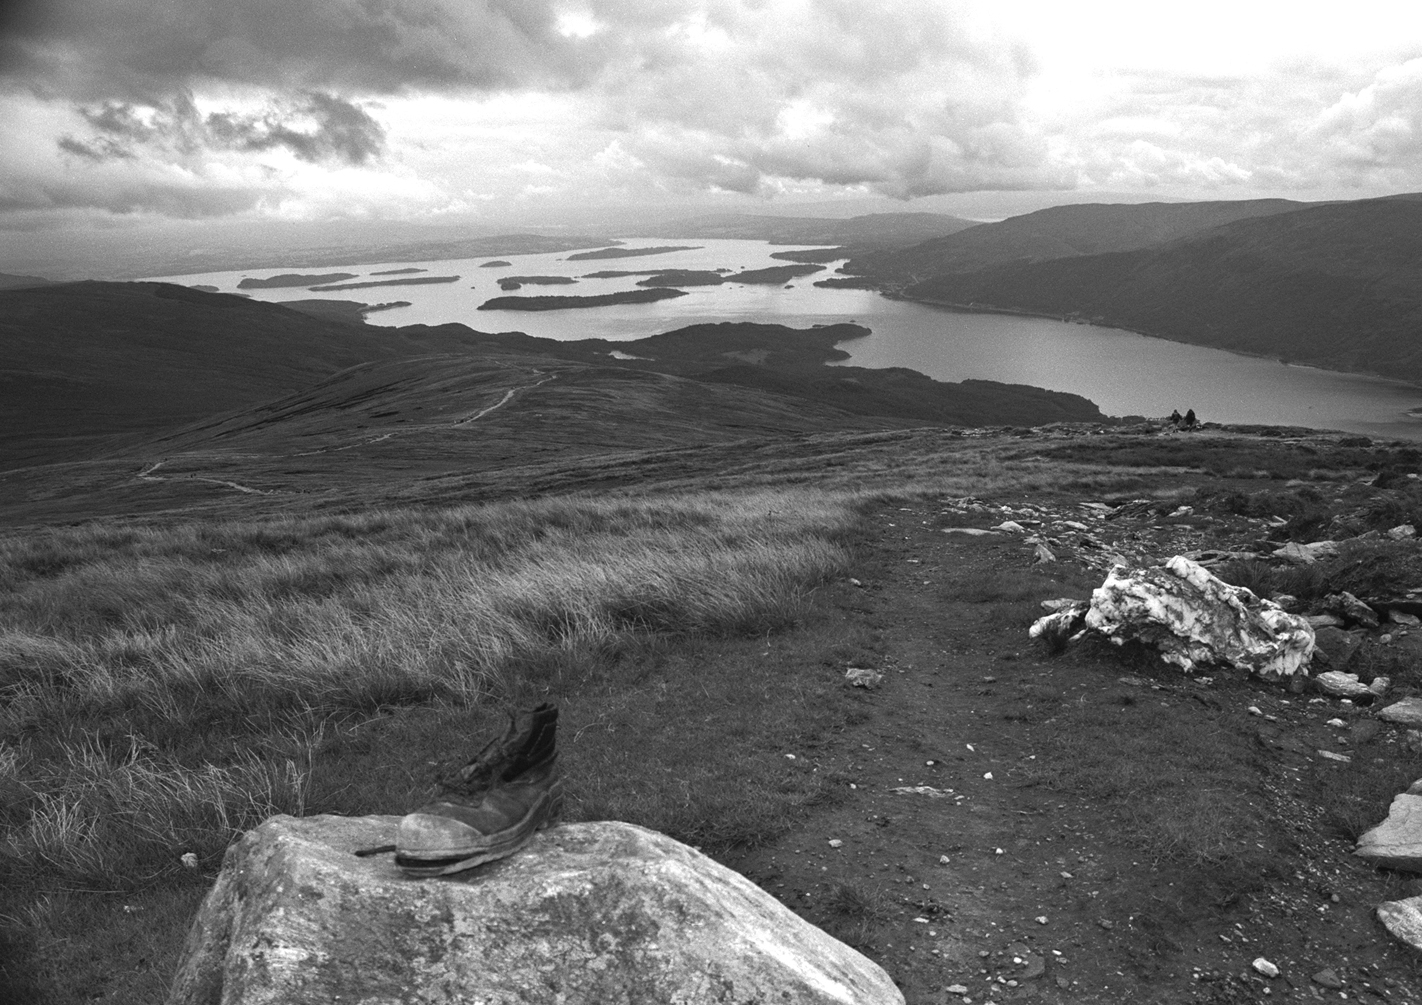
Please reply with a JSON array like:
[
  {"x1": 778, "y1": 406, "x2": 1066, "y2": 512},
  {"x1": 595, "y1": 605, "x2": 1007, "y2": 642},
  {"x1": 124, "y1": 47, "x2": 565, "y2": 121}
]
[{"x1": 1168, "y1": 408, "x2": 1198, "y2": 429}]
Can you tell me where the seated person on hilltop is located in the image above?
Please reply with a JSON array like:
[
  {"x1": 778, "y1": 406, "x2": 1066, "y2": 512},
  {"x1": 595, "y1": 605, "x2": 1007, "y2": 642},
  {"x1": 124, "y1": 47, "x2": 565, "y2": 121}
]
[{"x1": 1183, "y1": 408, "x2": 1198, "y2": 429}]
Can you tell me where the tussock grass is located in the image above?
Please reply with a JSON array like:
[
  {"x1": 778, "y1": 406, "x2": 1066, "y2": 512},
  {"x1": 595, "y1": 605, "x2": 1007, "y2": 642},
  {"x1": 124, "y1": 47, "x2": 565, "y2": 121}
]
[{"x1": 0, "y1": 489, "x2": 856, "y2": 890}]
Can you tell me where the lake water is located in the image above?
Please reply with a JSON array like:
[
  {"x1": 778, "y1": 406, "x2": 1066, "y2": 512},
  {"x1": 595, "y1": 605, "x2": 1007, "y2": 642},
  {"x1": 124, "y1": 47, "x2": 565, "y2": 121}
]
[{"x1": 147, "y1": 237, "x2": 1422, "y2": 441}]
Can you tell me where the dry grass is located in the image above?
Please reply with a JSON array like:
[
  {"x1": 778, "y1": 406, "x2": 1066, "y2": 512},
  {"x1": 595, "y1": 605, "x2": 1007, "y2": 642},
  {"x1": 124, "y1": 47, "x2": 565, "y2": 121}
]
[{"x1": 0, "y1": 489, "x2": 857, "y2": 893}]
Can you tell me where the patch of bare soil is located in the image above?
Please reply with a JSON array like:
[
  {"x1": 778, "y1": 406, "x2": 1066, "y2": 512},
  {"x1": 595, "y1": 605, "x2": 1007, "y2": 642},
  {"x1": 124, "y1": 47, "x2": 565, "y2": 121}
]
[{"x1": 723, "y1": 496, "x2": 1422, "y2": 1004}]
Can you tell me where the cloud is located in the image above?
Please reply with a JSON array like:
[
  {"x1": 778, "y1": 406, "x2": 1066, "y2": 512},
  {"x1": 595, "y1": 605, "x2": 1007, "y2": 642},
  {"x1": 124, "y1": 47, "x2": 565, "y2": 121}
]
[
  {"x1": 1310, "y1": 58, "x2": 1422, "y2": 169},
  {"x1": 0, "y1": 0, "x2": 591, "y2": 100},
  {"x1": 57, "y1": 91, "x2": 384, "y2": 165}
]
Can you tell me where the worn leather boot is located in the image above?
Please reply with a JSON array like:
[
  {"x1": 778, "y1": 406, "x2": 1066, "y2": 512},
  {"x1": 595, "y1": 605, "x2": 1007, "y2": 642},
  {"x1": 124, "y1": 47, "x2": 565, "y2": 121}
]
[{"x1": 393, "y1": 703, "x2": 563, "y2": 876}]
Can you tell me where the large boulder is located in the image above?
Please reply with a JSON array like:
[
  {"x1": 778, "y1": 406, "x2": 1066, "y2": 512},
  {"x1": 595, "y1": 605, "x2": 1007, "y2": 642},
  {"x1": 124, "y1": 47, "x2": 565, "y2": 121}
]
[
  {"x1": 167, "y1": 815, "x2": 903, "y2": 1005},
  {"x1": 1355, "y1": 794, "x2": 1422, "y2": 872},
  {"x1": 1066, "y1": 556, "x2": 1314, "y2": 680}
]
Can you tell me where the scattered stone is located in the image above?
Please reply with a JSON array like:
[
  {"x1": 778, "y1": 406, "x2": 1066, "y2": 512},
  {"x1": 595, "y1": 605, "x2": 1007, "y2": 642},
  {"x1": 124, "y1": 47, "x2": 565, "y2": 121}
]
[
  {"x1": 1325, "y1": 591, "x2": 1380, "y2": 629},
  {"x1": 1318, "y1": 750, "x2": 1352, "y2": 762},
  {"x1": 1313, "y1": 626, "x2": 1364, "y2": 668},
  {"x1": 1378, "y1": 895, "x2": 1422, "y2": 951},
  {"x1": 1350, "y1": 718, "x2": 1384, "y2": 746},
  {"x1": 1390, "y1": 524, "x2": 1417, "y2": 540},
  {"x1": 1356, "y1": 794, "x2": 1422, "y2": 871},
  {"x1": 1307, "y1": 613, "x2": 1346, "y2": 628},
  {"x1": 1273, "y1": 541, "x2": 1339, "y2": 564},
  {"x1": 1097, "y1": 919, "x2": 1114, "y2": 930},
  {"x1": 828, "y1": 839, "x2": 843, "y2": 848},
  {"x1": 168, "y1": 816, "x2": 904, "y2": 1005},
  {"x1": 1033, "y1": 542, "x2": 1057, "y2": 564},
  {"x1": 845, "y1": 667, "x2": 885, "y2": 689},
  {"x1": 941, "y1": 527, "x2": 997, "y2": 536},
  {"x1": 1034, "y1": 916, "x2": 1048, "y2": 925},
  {"x1": 1371, "y1": 676, "x2": 1392, "y2": 698},
  {"x1": 1394, "y1": 611, "x2": 1422, "y2": 627},
  {"x1": 1408, "y1": 730, "x2": 1422, "y2": 753},
  {"x1": 995, "y1": 520, "x2": 1026, "y2": 532},
  {"x1": 1270, "y1": 593, "x2": 1300, "y2": 610},
  {"x1": 1252, "y1": 958, "x2": 1280, "y2": 978},
  {"x1": 1248, "y1": 706, "x2": 1263, "y2": 716},
  {"x1": 849, "y1": 578, "x2": 863, "y2": 588},
  {"x1": 1067, "y1": 556, "x2": 1315, "y2": 680},
  {"x1": 1314, "y1": 671, "x2": 1374, "y2": 700},
  {"x1": 1041, "y1": 597, "x2": 1087, "y2": 612},
  {"x1": 1019, "y1": 953, "x2": 1046, "y2": 979},
  {"x1": 1326, "y1": 718, "x2": 1347, "y2": 727},
  {"x1": 1379, "y1": 698, "x2": 1422, "y2": 726},
  {"x1": 946, "y1": 984, "x2": 969, "y2": 995},
  {"x1": 891, "y1": 786, "x2": 951, "y2": 798},
  {"x1": 1312, "y1": 969, "x2": 1345, "y2": 989}
]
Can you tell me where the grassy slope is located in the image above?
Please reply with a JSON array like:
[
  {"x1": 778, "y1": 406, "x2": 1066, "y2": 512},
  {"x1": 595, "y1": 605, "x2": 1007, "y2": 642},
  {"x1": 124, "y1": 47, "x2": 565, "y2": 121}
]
[
  {"x1": 898, "y1": 197, "x2": 1422, "y2": 382},
  {"x1": 9, "y1": 426, "x2": 1422, "y2": 1002},
  {"x1": 0, "y1": 283, "x2": 491, "y2": 469}
]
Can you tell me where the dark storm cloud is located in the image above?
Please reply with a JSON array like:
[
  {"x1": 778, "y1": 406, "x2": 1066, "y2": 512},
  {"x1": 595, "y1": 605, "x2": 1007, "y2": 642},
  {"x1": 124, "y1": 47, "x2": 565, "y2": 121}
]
[
  {"x1": 60, "y1": 91, "x2": 385, "y2": 165},
  {"x1": 0, "y1": 0, "x2": 582, "y2": 99}
]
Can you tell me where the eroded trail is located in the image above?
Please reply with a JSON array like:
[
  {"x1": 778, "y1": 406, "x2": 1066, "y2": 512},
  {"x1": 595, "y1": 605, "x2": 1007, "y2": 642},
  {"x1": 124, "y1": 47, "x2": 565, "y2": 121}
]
[{"x1": 723, "y1": 496, "x2": 1422, "y2": 1005}]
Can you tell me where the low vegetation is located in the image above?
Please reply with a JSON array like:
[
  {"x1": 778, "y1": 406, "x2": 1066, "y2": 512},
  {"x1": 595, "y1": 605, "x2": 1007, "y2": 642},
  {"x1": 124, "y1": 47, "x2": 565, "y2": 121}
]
[{"x1": 1, "y1": 489, "x2": 857, "y2": 878}]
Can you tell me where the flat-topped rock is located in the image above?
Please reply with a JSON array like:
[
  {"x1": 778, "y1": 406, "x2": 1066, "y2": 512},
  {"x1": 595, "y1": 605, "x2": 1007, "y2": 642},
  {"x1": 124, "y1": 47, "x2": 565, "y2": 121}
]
[
  {"x1": 1356, "y1": 794, "x2": 1422, "y2": 872},
  {"x1": 1379, "y1": 698, "x2": 1422, "y2": 726},
  {"x1": 167, "y1": 815, "x2": 903, "y2": 1005}
]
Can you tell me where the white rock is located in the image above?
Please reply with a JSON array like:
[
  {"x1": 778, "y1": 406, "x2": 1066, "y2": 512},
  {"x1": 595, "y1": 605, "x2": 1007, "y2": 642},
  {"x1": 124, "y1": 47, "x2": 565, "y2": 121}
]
[
  {"x1": 946, "y1": 984, "x2": 969, "y2": 994},
  {"x1": 1378, "y1": 895, "x2": 1422, "y2": 950},
  {"x1": 845, "y1": 667, "x2": 885, "y2": 689},
  {"x1": 1393, "y1": 611, "x2": 1422, "y2": 627},
  {"x1": 1033, "y1": 542, "x2": 1057, "y2": 564},
  {"x1": 1273, "y1": 541, "x2": 1339, "y2": 564},
  {"x1": 1379, "y1": 698, "x2": 1422, "y2": 727},
  {"x1": 1315, "y1": 671, "x2": 1373, "y2": 700},
  {"x1": 1356, "y1": 794, "x2": 1422, "y2": 872},
  {"x1": 167, "y1": 816, "x2": 903, "y2": 1005},
  {"x1": 1252, "y1": 957, "x2": 1280, "y2": 978},
  {"x1": 1082, "y1": 556, "x2": 1315, "y2": 680},
  {"x1": 994, "y1": 521, "x2": 1026, "y2": 532},
  {"x1": 941, "y1": 527, "x2": 997, "y2": 536},
  {"x1": 1390, "y1": 524, "x2": 1417, "y2": 540},
  {"x1": 1326, "y1": 718, "x2": 1347, "y2": 728},
  {"x1": 891, "y1": 786, "x2": 951, "y2": 798}
]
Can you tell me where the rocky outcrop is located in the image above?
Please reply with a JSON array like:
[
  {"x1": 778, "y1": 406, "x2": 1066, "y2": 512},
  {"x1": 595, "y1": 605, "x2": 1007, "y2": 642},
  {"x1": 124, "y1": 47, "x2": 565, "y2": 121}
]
[
  {"x1": 167, "y1": 815, "x2": 903, "y2": 1005},
  {"x1": 1034, "y1": 556, "x2": 1315, "y2": 680},
  {"x1": 1355, "y1": 794, "x2": 1422, "y2": 872}
]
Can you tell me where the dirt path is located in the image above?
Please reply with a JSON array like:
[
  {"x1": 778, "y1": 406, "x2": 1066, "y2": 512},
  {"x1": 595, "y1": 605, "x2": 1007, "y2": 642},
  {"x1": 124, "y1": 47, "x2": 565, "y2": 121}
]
[
  {"x1": 134, "y1": 461, "x2": 273, "y2": 496},
  {"x1": 453, "y1": 372, "x2": 558, "y2": 426},
  {"x1": 724, "y1": 496, "x2": 1422, "y2": 1005}
]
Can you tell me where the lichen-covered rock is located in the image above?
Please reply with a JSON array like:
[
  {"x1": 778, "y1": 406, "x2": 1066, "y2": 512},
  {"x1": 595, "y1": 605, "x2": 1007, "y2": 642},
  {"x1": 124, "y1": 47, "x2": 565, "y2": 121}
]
[
  {"x1": 1315, "y1": 671, "x2": 1374, "y2": 700},
  {"x1": 1356, "y1": 794, "x2": 1422, "y2": 872},
  {"x1": 1029, "y1": 601, "x2": 1089, "y2": 640},
  {"x1": 1378, "y1": 896, "x2": 1422, "y2": 951},
  {"x1": 167, "y1": 815, "x2": 903, "y2": 1005},
  {"x1": 1079, "y1": 556, "x2": 1315, "y2": 680},
  {"x1": 1379, "y1": 698, "x2": 1422, "y2": 726}
]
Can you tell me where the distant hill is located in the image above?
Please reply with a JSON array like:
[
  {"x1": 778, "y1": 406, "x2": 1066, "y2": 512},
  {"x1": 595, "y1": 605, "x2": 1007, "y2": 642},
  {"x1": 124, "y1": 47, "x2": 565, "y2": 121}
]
[
  {"x1": 635, "y1": 212, "x2": 979, "y2": 247},
  {"x1": 900, "y1": 196, "x2": 1422, "y2": 382},
  {"x1": 0, "y1": 272, "x2": 53, "y2": 290},
  {"x1": 846, "y1": 199, "x2": 1309, "y2": 280},
  {"x1": 0, "y1": 282, "x2": 487, "y2": 469},
  {"x1": 0, "y1": 282, "x2": 1101, "y2": 486}
]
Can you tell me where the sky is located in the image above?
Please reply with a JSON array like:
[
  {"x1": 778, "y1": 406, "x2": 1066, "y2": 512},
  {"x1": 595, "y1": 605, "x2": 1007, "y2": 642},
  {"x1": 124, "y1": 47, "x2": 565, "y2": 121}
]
[{"x1": 2, "y1": 0, "x2": 1422, "y2": 255}]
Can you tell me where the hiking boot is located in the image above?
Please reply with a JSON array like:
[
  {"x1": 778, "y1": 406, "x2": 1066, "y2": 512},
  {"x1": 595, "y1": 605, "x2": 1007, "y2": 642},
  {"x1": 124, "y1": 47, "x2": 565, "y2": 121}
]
[
  {"x1": 394, "y1": 768, "x2": 564, "y2": 877},
  {"x1": 393, "y1": 702, "x2": 563, "y2": 876},
  {"x1": 441, "y1": 701, "x2": 559, "y2": 796}
]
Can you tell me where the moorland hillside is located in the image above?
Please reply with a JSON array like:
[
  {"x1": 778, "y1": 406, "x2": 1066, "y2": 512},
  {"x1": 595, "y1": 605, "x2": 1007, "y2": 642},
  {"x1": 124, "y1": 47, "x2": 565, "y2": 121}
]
[
  {"x1": 844, "y1": 197, "x2": 1308, "y2": 279},
  {"x1": 894, "y1": 196, "x2": 1422, "y2": 382}
]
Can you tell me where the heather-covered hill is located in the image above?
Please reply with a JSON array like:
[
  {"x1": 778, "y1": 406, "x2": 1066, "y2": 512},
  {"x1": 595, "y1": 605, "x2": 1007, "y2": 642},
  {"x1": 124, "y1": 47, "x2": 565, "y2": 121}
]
[
  {"x1": 900, "y1": 196, "x2": 1422, "y2": 382},
  {"x1": 846, "y1": 198, "x2": 1307, "y2": 279}
]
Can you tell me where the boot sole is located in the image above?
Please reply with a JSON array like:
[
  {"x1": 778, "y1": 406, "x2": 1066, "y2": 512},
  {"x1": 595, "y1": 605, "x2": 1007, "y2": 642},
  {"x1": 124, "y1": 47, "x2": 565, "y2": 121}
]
[{"x1": 395, "y1": 782, "x2": 564, "y2": 877}]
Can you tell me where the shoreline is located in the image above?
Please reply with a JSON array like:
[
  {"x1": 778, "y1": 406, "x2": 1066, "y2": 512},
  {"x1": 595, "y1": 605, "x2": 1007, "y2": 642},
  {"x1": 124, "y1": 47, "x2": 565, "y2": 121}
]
[{"x1": 884, "y1": 288, "x2": 1422, "y2": 395}]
